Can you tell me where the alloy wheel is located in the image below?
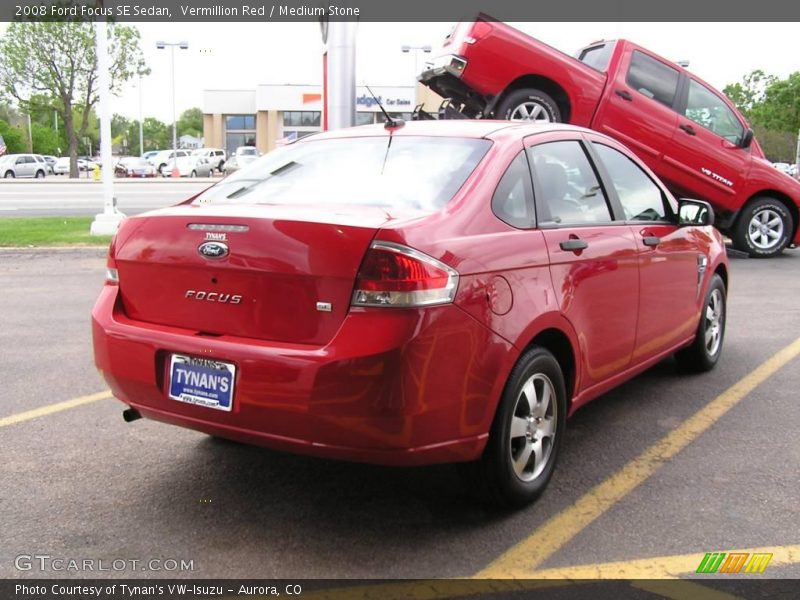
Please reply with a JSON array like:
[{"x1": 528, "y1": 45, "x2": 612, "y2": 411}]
[
  {"x1": 704, "y1": 288, "x2": 724, "y2": 357},
  {"x1": 509, "y1": 102, "x2": 552, "y2": 123},
  {"x1": 747, "y1": 208, "x2": 784, "y2": 251},
  {"x1": 509, "y1": 373, "x2": 557, "y2": 482}
]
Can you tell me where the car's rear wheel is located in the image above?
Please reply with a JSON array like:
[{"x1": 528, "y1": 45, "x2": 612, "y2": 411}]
[
  {"x1": 190, "y1": 170, "x2": 197, "y2": 178},
  {"x1": 465, "y1": 346, "x2": 566, "y2": 508},
  {"x1": 4, "y1": 171, "x2": 14, "y2": 178},
  {"x1": 496, "y1": 88, "x2": 562, "y2": 123},
  {"x1": 675, "y1": 274, "x2": 726, "y2": 372},
  {"x1": 35, "y1": 170, "x2": 45, "y2": 179},
  {"x1": 733, "y1": 196, "x2": 793, "y2": 258}
]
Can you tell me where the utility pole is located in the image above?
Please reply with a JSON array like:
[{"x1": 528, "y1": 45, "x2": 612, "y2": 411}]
[{"x1": 90, "y1": 14, "x2": 124, "y2": 235}]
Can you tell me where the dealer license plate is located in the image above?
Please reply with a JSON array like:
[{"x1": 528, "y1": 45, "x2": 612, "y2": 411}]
[{"x1": 168, "y1": 354, "x2": 236, "y2": 412}]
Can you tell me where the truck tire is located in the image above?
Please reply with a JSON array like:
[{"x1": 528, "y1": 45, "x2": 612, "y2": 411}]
[
  {"x1": 733, "y1": 196, "x2": 793, "y2": 258},
  {"x1": 496, "y1": 88, "x2": 562, "y2": 123}
]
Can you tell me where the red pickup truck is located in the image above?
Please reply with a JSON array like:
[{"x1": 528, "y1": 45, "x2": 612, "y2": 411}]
[{"x1": 419, "y1": 17, "x2": 800, "y2": 258}]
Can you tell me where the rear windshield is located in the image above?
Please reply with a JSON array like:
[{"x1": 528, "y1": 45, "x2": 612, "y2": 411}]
[{"x1": 194, "y1": 136, "x2": 492, "y2": 211}]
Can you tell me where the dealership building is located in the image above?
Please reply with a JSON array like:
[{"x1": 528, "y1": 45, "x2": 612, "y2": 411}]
[{"x1": 202, "y1": 84, "x2": 440, "y2": 155}]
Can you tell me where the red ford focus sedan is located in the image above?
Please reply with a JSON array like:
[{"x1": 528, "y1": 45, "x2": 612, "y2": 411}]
[{"x1": 92, "y1": 120, "x2": 728, "y2": 507}]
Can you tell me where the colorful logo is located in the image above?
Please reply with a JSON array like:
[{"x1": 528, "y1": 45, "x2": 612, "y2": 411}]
[{"x1": 696, "y1": 552, "x2": 772, "y2": 574}]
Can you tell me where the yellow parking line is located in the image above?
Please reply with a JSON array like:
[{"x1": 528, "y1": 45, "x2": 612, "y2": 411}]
[
  {"x1": 529, "y1": 543, "x2": 800, "y2": 579},
  {"x1": 0, "y1": 390, "x2": 113, "y2": 428},
  {"x1": 633, "y1": 581, "x2": 743, "y2": 600},
  {"x1": 476, "y1": 336, "x2": 800, "y2": 578}
]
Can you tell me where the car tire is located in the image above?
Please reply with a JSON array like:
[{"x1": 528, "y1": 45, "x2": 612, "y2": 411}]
[
  {"x1": 190, "y1": 170, "x2": 197, "y2": 178},
  {"x1": 733, "y1": 196, "x2": 793, "y2": 258},
  {"x1": 4, "y1": 171, "x2": 15, "y2": 178},
  {"x1": 496, "y1": 88, "x2": 562, "y2": 123},
  {"x1": 675, "y1": 274, "x2": 726, "y2": 373},
  {"x1": 464, "y1": 346, "x2": 566, "y2": 508},
  {"x1": 158, "y1": 163, "x2": 167, "y2": 176},
  {"x1": 35, "y1": 170, "x2": 45, "y2": 179}
]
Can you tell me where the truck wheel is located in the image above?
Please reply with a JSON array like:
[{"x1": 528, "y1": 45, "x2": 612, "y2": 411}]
[
  {"x1": 496, "y1": 88, "x2": 562, "y2": 123},
  {"x1": 462, "y1": 346, "x2": 566, "y2": 508},
  {"x1": 733, "y1": 196, "x2": 793, "y2": 258}
]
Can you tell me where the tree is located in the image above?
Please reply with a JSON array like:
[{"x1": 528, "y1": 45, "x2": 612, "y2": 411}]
[
  {"x1": 142, "y1": 117, "x2": 170, "y2": 152},
  {"x1": 177, "y1": 107, "x2": 203, "y2": 139},
  {"x1": 723, "y1": 70, "x2": 776, "y2": 119},
  {"x1": 31, "y1": 123, "x2": 60, "y2": 155},
  {"x1": 0, "y1": 119, "x2": 25, "y2": 154},
  {"x1": 0, "y1": 15, "x2": 147, "y2": 177},
  {"x1": 725, "y1": 70, "x2": 800, "y2": 162}
]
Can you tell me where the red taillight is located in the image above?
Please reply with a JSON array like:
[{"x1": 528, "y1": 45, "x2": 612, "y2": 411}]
[
  {"x1": 352, "y1": 242, "x2": 458, "y2": 308},
  {"x1": 465, "y1": 21, "x2": 493, "y2": 45},
  {"x1": 105, "y1": 234, "x2": 119, "y2": 285}
]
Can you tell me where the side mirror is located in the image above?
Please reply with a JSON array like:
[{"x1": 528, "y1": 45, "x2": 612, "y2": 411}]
[
  {"x1": 740, "y1": 128, "x2": 754, "y2": 149},
  {"x1": 678, "y1": 198, "x2": 715, "y2": 227}
]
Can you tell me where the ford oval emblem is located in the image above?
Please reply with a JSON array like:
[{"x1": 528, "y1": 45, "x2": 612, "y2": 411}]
[{"x1": 198, "y1": 241, "x2": 229, "y2": 260}]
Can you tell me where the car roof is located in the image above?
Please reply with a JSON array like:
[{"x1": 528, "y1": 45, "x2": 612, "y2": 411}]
[{"x1": 301, "y1": 120, "x2": 590, "y2": 142}]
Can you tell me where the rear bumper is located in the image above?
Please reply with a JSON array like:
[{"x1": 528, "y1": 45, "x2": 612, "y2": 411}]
[
  {"x1": 419, "y1": 55, "x2": 487, "y2": 115},
  {"x1": 92, "y1": 285, "x2": 512, "y2": 466}
]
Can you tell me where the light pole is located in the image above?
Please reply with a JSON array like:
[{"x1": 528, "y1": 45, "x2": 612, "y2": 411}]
[
  {"x1": 401, "y1": 44, "x2": 431, "y2": 108},
  {"x1": 137, "y1": 71, "x2": 144, "y2": 156},
  {"x1": 156, "y1": 40, "x2": 188, "y2": 176}
]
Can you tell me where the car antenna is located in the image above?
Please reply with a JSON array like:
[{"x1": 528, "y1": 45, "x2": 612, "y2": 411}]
[{"x1": 364, "y1": 84, "x2": 405, "y2": 130}]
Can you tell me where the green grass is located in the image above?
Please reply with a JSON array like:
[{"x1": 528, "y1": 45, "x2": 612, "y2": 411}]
[{"x1": 0, "y1": 217, "x2": 113, "y2": 247}]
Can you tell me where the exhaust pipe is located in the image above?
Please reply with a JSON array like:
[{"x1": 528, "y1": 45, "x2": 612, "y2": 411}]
[{"x1": 122, "y1": 408, "x2": 141, "y2": 423}]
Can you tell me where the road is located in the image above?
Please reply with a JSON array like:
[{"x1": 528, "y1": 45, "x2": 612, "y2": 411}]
[
  {"x1": 1, "y1": 247, "x2": 799, "y2": 588},
  {"x1": 0, "y1": 179, "x2": 214, "y2": 216}
]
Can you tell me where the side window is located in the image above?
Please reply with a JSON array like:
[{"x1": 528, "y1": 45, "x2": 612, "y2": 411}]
[
  {"x1": 528, "y1": 141, "x2": 612, "y2": 226},
  {"x1": 626, "y1": 51, "x2": 680, "y2": 108},
  {"x1": 593, "y1": 144, "x2": 669, "y2": 221},
  {"x1": 492, "y1": 151, "x2": 535, "y2": 228},
  {"x1": 685, "y1": 80, "x2": 745, "y2": 144}
]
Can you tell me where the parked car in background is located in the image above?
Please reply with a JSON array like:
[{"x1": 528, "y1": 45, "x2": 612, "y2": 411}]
[
  {"x1": 419, "y1": 16, "x2": 800, "y2": 257},
  {"x1": 0, "y1": 153, "x2": 48, "y2": 178},
  {"x1": 115, "y1": 157, "x2": 157, "y2": 178},
  {"x1": 53, "y1": 157, "x2": 70, "y2": 175},
  {"x1": 192, "y1": 148, "x2": 226, "y2": 172},
  {"x1": 159, "y1": 155, "x2": 214, "y2": 178},
  {"x1": 148, "y1": 149, "x2": 192, "y2": 175},
  {"x1": 93, "y1": 120, "x2": 728, "y2": 508},
  {"x1": 222, "y1": 146, "x2": 259, "y2": 176},
  {"x1": 142, "y1": 150, "x2": 160, "y2": 163},
  {"x1": 78, "y1": 156, "x2": 97, "y2": 171},
  {"x1": 41, "y1": 155, "x2": 57, "y2": 174}
]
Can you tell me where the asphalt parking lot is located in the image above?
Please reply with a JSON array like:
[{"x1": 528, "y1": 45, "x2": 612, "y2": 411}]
[{"x1": 1, "y1": 246, "x2": 799, "y2": 585}]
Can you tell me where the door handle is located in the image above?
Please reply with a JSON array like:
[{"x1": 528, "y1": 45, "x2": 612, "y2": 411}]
[
  {"x1": 642, "y1": 236, "x2": 661, "y2": 247},
  {"x1": 615, "y1": 89, "x2": 633, "y2": 101},
  {"x1": 560, "y1": 238, "x2": 589, "y2": 252},
  {"x1": 679, "y1": 123, "x2": 696, "y2": 136}
]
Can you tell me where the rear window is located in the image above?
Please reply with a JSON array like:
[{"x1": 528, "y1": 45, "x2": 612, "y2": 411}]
[
  {"x1": 578, "y1": 42, "x2": 615, "y2": 72},
  {"x1": 194, "y1": 136, "x2": 492, "y2": 211},
  {"x1": 626, "y1": 51, "x2": 680, "y2": 108}
]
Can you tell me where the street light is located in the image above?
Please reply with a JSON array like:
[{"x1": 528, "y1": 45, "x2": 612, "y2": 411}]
[
  {"x1": 401, "y1": 44, "x2": 432, "y2": 78},
  {"x1": 401, "y1": 44, "x2": 432, "y2": 111},
  {"x1": 156, "y1": 40, "x2": 188, "y2": 176}
]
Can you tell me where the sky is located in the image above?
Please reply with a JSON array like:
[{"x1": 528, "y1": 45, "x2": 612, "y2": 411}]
[{"x1": 1, "y1": 21, "x2": 799, "y2": 123}]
